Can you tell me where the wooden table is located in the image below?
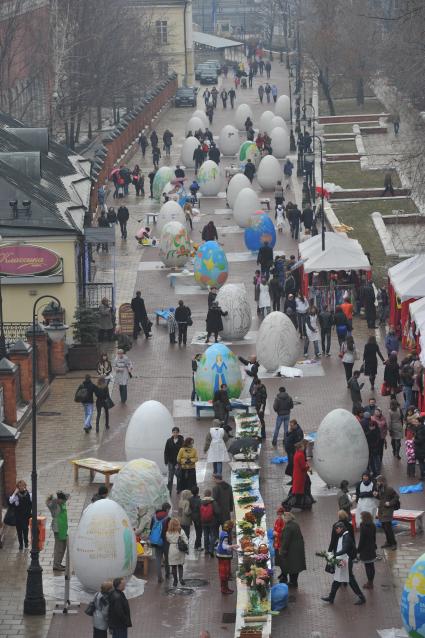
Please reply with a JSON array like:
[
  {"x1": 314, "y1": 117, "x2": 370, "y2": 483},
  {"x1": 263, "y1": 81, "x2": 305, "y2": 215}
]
[
  {"x1": 136, "y1": 545, "x2": 152, "y2": 577},
  {"x1": 71, "y1": 458, "x2": 124, "y2": 488},
  {"x1": 351, "y1": 508, "x2": 424, "y2": 537}
]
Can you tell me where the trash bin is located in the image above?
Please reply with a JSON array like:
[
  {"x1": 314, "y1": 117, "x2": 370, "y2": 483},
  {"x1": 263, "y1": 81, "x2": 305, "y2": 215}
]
[{"x1": 29, "y1": 516, "x2": 46, "y2": 550}]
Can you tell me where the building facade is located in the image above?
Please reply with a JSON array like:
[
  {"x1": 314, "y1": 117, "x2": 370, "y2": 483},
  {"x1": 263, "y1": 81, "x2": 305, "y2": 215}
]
[{"x1": 192, "y1": 0, "x2": 259, "y2": 37}]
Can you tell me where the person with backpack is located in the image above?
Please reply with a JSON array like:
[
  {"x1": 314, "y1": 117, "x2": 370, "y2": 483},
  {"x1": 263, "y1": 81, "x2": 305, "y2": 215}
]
[
  {"x1": 189, "y1": 486, "x2": 203, "y2": 550},
  {"x1": 200, "y1": 489, "x2": 218, "y2": 557},
  {"x1": 75, "y1": 374, "x2": 97, "y2": 432},
  {"x1": 90, "y1": 580, "x2": 112, "y2": 638},
  {"x1": 375, "y1": 475, "x2": 400, "y2": 550},
  {"x1": 149, "y1": 503, "x2": 171, "y2": 583}
]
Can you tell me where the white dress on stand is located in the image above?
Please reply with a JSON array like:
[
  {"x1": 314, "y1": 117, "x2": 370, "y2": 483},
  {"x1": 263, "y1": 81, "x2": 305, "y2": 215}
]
[
  {"x1": 355, "y1": 480, "x2": 378, "y2": 527},
  {"x1": 206, "y1": 427, "x2": 230, "y2": 463}
]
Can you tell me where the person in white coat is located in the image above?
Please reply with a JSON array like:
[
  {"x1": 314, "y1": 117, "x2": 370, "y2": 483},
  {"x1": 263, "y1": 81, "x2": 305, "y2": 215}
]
[
  {"x1": 321, "y1": 523, "x2": 365, "y2": 605},
  {"x1": 204, "y1": 419, "x2": 230, "y2": 475},
  {"x1": 304, "y1": 306, "x2": 320, "y2": 358},
  {"x1": 258, "y1": 277, "x2": 271, "y2": 319}
]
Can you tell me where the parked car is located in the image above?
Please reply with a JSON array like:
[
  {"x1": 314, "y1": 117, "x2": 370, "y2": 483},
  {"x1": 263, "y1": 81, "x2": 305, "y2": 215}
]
[
  {"x1": 205, "y1": 59, "x2": 222, "y2": 74},
  {"x1": 195, "y1": 63, "x2": 218, "y2": 81},
  {"x1": 199, "y1": 69, "x2": 218, "y2": 84},
  {"x1": 174, "y1": 87, "x2": 197, "y2": 107}
]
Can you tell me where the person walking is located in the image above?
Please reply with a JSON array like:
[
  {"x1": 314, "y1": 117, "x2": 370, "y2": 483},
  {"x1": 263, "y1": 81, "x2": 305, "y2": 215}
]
[
  {"x1": 228, "y1": 88, "x2": 236, "y2": 108},
  {"x1": 328, "y1": 510, "x2": 355, "y2": 554},
  {"x1": 355, "y1": 471, "x2": 377, "y2": 528},
  {"x1": 283, "y1": 440, "x2": 314, "y2": 510},
  {"x1": 258, "y1": 84, "x2": 264, "y2": 103},
  {"x1": 271, "y1": 84, "x2": 278, "y2": 102},
  {"x1": 362, "y1": 282, "x2": 377, "y2": 328},
  {"x1": 296, "y1": 293, "x2": 309, "y2": 339},
  {"x1": 334, "y1": 305, "x2": 349, "y2": 348},
  {"x1": 252, "y1": 378, "x2": 267, "y2": 439},
  {"x1": 46, "y1": 491, "x2": 69, "y2": 571},
  {"x1": 175, "y1": 299, "x2": 192, "y2": 346},
  {"x1": 400, "y1": 364, "x2": 414, "y2": 414},
  {"x1": 388, "y1": 398, "x2": 403, "y2": 459},
  {"x1": 274, "y1": 180, "x2": 285, "y2": 210},
  {"x1": 212, "y1": 474, "x2": 234, "y2": 530},
  {"x1": 177, "y1": 437, "x2": 198, "y2": 491},
  {"x1": 284, "y1": 419, "x2": 304, "y2": 484},
  {"x1": 139, "y1": 132, "x2": 148, "y2": 157},
  {"x1": 152, "y1": 146, "x2": 161, "y2": 169},
  {"x1": 163, "y1": 129, "x2": 174, "y2": 156},
  {"x1": 384, "y1": 352, "x2": 400, "y2": 395},
  {"x1": 283, "y1": 158, "x2": 294, "y2": 189},
  {"x1": 166, "y1": 518, "x2": 189, "y2": 587},
  {"x1": 372, "y1": 407, "x2": 388, "y2": 464},
  {"x1": 149, "y1": 503, "x2": 171, "y2": 582},
  {"x1": 131, "y1": 290, "x2": 151, "y2": 339},
  {"x1": 257, "y1": 241, "x2": 274, "y2": 279},
  {"x1": 97, "y1": 353, "x2": 112, "y2": 382},
  {"x1": 204, "y1": 419, "x2": 229, "y2": 475},
  {"x1": 201, "y1": 220, "x2": 218, "y2": 241},
  {"x1": 98, "y1": 298, "x2": 114, "y2": 342},
  {"x1": 164, "y1": 426, "x2": 184, "y2": 494},
  {"x1": 269, "y1": 273, "x2": 282, "y2": 311},
  {"x1": 384, "y1": 327, "x2": 400, "y2": 358},
  {"x1": 95, "y1": 377, "x2": 111, "y2": 432},
  {"x1": 189, "y1": 487, "x2": 203, "y2": 550},
  {"x1": 91, "y1": 581, "x2": 112, "y2": 638},
  {"x1": 8, "y1": 480, "x2": 32, "y2": 550},
  {"x1": 265, "y1": 83, "x2": 272, "y2": 103},
  {"x1": 244, "y1": 158, "x2": 256, "y2": 182},
  {"x1": 113, "y1": 349, "x2": 133, "y2": 404},
  {"x1": 319, "y1": 304, "x2": 333, "y2": 356},
  {"x1": 348, "y1": 370, "x2": 364, "y2": 412},
  {"x1": 220, "y1": 88, "x2": 228, "y2": 108},
  {"x1": 76, "y1": 374, "x2": 97, "y2": 432},
  {"x1": 365, "y1": 417, "x2": 382, "y2": 476},
  {"x1": 382, "y1": 172, "x2": 395, "y2": 196},
  {"x1": 108, "y1": 577, "x2": 132, "y2": 638},
  {"x1": 178, "y1": 489, "x2": 192, "y2": 540},
  {"x1": 304, "y1": 306, "x2": 321, "y2": 358},
  {"x1": 205, "y1": 301, "x2": 227, "y2": 343},
  {"x1": 376, "y1": 475, "x2": 400, "y2": 549},
  {"x1": 200, "y1": 488, "x2": 219, "y2": 557},
  {"x1": 265, "y1": 60, "x2": 272, "y2": 78},
  {"x1": 337, "y1": 480, "x2": 353, "y2": 517},
  {"x1": 363, "y1": 335, "x2": 385, "y2": 390},
  {"x1": 357, "y1": 511, "x2": 377, "y2": 590},
  {"x1": 278, "y1": 512, "x2": 306, "y2": 588},
  {"x1": 213, "y1": 384, "x2": 231, "y2": 428},
  {"x1": 117, "y1": 205, "x2": 129, "y2": 239},
  {"x1": 393, "y1": 113, "x2": 400, "y2": 135},
  {"x1": 216, "y1": 520, "x2": 237, "y2": 594},
  {"x1": 272, "y1": 386, "x2": 294, "y2": 446},
  {"x1": 341, "y1": 336, "x2": 358, "y2": 385},
  {"x1": 321, "y1": 522, "x2": 366, "y2": 605}
]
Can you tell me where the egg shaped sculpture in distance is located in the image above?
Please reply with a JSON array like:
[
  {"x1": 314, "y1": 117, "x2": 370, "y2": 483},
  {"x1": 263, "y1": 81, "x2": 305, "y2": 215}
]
[
  {"x1": 159, "y1": 221, "x2": 191, "y2": 268},
  {"x1": 401, "y1": 551, "x2": 425, "y2": 638},
  {"x1": 193, "y1": 109, "x2": 209, "y2": 127},
  {"x1": 219, "y1": 124, "x2": 240, "y2": 156},
  {"x1": 181, "y1": 136, "x2": 200, "y2": 168},
  {"x1": 256, "y1": 311, "x2": 299, "y2": 371},
  {"x1": 185, "y1": 116, "x2": 205, "y2": 136},
  {"x1": 275, "y1": 95, "x2": 291, "y2": 120},
  {"x1": 198, "y1": 159, "x2": 222, "y2": 196},
  {"x1": 234, "y1": 103, "x2": 253, "y2": 130},
  {"x1": 194, "y1": 343, "x2": 243, "y2": 401},
  {"x1": 233, "y1": 188, "x2": 261, "y2": 228},
  {"x1": 216, "y1": 284, "x2": 252, "y2": 340},
  {"x1": 270, "y1": 127, "x2": 290, "y2": 158},
  {"x1": 125, "y1": 400, "x2": 174, "y2": 472},
  {"x1": 239, "y1": 141, "x2": 261, "y2": 167},
  {"x1": 259, "y1": 110, "x2": 275, "y2": 133},
  {"x1": 194, "y1": 240, "x2": 228, "y2": 289},
  {"x1": 245, "y1": 213, "x2": 276, "y2": 251},
  {"x1": 153, "y1": 166, "x2": 174, "y2": 201},
  {"x1": 257, "y1": 155, "x2": 283, "y2": 190},
  {"x1": 314, "y1": 409, "x2": 369, "y2": 487},
  {"x1": 226, "y1": 173, "x2": 252, "y2": 209},
  {"x1": 157, "y1": 200, "x2": 186, "y2": 233},
  {"x1": 111, "y1": 458, "x2": 169, "y2": 531},
  {"x1": 72, "y1": 499, "x2": 137, "y2": 591}
]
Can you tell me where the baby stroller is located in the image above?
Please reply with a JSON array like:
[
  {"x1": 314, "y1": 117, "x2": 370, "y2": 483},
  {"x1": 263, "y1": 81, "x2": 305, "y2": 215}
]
[{"x1": 241, "y1": 77, "x2": 247, "y2": 89}]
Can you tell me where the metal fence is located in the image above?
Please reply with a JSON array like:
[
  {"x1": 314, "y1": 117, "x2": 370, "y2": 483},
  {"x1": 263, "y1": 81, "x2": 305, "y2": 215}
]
[
  {"x1": 84, "y1": 283, "x2": 114, "y2": 308},
  {"x1": 2, "y1": 322, "x2": 32, "y2": 347}
]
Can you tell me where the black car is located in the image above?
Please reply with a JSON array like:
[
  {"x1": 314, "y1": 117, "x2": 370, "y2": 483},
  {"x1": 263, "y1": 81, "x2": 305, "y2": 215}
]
[
  {"x1": 174, "y1": 87, "x2": 197, "y2": 107},
  {"x1": 199, "y1": 69, "x2": 218, "y2": 85}
]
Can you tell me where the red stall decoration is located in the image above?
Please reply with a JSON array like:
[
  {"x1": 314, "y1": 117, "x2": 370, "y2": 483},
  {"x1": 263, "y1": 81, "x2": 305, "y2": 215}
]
[{"x1": 388, "y1": 255, "x2": 425, "y2": 347}]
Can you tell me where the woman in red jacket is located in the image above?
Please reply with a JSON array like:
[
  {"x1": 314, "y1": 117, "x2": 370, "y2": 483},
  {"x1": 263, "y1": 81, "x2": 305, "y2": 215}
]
[{"x1": 283, "y1": 441, "x2": 314, "y2": 510}]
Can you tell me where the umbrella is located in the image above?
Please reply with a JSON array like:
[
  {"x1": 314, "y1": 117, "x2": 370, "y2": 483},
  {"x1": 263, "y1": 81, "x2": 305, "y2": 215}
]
[{"x1": 109, "y1": 167, "x2": 120, "y2": 179}]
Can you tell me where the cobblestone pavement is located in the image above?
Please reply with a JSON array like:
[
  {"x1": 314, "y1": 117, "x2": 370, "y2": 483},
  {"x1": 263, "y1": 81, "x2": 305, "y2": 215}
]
[{"x1": 0, "y1": 61, "x2": 424, "y2": 638}]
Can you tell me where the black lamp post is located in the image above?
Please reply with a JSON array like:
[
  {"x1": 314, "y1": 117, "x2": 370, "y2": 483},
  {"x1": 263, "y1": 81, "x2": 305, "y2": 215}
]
[
  {"x1": 0, "y1": 278, "x2": 6, "y2": 360},
  {"x1": 312, "y1": 134, "x2": 326, "y2": 251},
  {"x1": 288, "y1": 63, "x2": 297, "y2": 152},
  {"x1": 302, "y1": 104, "x2": 316, "y2": 203},
  {"x1": 24, "y1": 296, "x2": 67, "y2": 616}
]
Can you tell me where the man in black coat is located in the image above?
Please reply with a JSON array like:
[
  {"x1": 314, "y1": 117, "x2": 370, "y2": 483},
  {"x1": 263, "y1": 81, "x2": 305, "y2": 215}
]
[
  {"x1": 238, "y1": 355, "x2": 259, "y2": 404},
  {"x1": 108, "y1": 577, "x2": 132, "y2": 636},
  {"x1": 164, "y1": 426, "x2": 184, "y2": 494},
  {"x1": 272, "y1": 386, "x2": 294, "y2": 446},
  {"x1": 208, "y1": 144, "x2": 221, "y2": 164},
  {"x1": 361, "y1": 282, "x2": 377, "y2": 329},
  {"x1": 150, "y1": 130, "x2": 158, "y2": 148},
  {"x1": 117, "y1": 205, "x2": 129, "y2": 239},
  {"x1": 321, "y1": 524, "x2": 366, "y2": 605},
  {"x1": 284, "y1": 419, "x2": 304, "y2": 481},
  {"x1": 289, "y1": 205, "x2": 301, "y2": 240},
  {"x1": 139, "y1": 132, "x2": 148, "y2": 157},
  {"x1": 193, "y1": 145, "x2": 205, "y2": 174},
  {"x1": 252, "y1": 378, "x2": 267, "y2": 438},
  {"x1": 205, "y1": 301, "x2": 228, "y2": 343},
  {"x1": 131, "y1": 290, "x2": 151, "y2": 339},
  {"x1": 318, "y1": 304, "x2": 334, "y2": 356},
  {"x1": 301, "y1": 203, "x2": 314, "y2": 233},
  {"x1": 174, "y1": 299, "x2": 192, "y2": 346},
  {"x1": 244, "y1": 159, "x2": 256, "y2": 183},
  {"x1": 257, "y1": 241, "x2": 274, "y2": 280}
]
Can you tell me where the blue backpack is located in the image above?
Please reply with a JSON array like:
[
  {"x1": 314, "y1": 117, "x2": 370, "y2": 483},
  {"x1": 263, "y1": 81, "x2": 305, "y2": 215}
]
[{"x1": 149, "y1": 516, "x2": 166, "y2": 546}]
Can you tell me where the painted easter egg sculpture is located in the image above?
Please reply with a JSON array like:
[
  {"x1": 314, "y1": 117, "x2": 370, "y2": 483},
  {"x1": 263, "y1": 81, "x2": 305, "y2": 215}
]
[
  {"x1": 159, "y1": 221, "x2": 190, "y2": 267},
  {"x1": 194, "y1": 343, "x2": 242, "y2": 401},
  {"x1": 153, "y1": 166, "x2": 174, "y2": 201},
  {"x1": 198, "y1": 160, "x2": 222, "y2": 196},
  {"x1": 401, "y1": 552, "x2": 425, "y2": 638},
  {"x1": 245, "y1": 213, "x2": 276, "y2": 251},
  {"x1": 194, "y1": 241, "x2": 228, "y2": 289}
]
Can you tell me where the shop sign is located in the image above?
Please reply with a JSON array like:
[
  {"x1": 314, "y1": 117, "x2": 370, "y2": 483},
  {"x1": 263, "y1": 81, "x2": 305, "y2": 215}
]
[{"x1": 0, "y1": 244, "x2": 60, "y2": 276}]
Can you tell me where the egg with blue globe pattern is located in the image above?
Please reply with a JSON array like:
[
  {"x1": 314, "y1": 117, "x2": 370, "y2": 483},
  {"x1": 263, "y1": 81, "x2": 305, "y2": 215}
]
[
  {"x1": 194, "y1": 240, "x2": 228, "y2": 289},
  {"x1": 244, "y1": 212, "x2": 276, "y2": 251}
]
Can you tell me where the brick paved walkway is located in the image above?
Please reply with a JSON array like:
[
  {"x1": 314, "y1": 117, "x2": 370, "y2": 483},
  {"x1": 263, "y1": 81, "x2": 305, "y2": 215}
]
[{"x1": 1, "y1": 61, "x2": 424, "y2": 638}]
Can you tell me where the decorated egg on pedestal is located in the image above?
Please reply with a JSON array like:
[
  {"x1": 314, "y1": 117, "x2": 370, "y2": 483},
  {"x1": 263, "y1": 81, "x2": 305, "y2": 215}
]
[
  {"x1": 71, "y1": 499, "x2": 137, "y2": 591},
  {"x1": 194, "y1": 240, "x2": 228, "y2": 288},
  {"x1": 257, "y1": 155, "x2": 282, "y2": 190},
  {"x1": 219, "y1": 124, "x2": 240, "y2": 156},
  {"x1": 216, "y1": 284, "x2": 252, "y2": 340},
  {"x1": 259, "y1": 110, "x2": 274, "y2": 133},
  {"x1": 186, "y1": 116, "x2": 205, "y2": 135},
  {"x1": 198, "y1": 160, "x2": 222, "y2": 196},
  {"x1": 235, "y1": 103, "x2": 253, "y2": 130},
  {"x1": 270, "y1": 127, "x2": 290, "y2": 158},
  {"x1": 244, "y1": 213, "x2": 276, "y2": 251},
  {"x1": 111, "y1": 458, "x2": 169, "y2": 531},
  {"x1": 233, "y1": 188, "x2": 261, "y2": 228},
  {"x1": 159, "y1": 221, "x2": 190, "y2": 267},
  {"x1": 275, "y1": 95, "x2": 291, "y2": 121},
  {"x1": 193, "y1": 109, "x2": 209, "y2": 127},
  {"x1": 401, "y1": 552, "x2": 425, "y2": 637},
  {"x1": 227, "y1": 173, "x2": 252, "y2": 208},
  {"x1": 239, "y1": 141, "x2": 261, "y2": 167},
  {"x1": 157, "y1": 200, "x2": 185, "y2": 232},
  {"x1": 125, "y1": 400, "x2": 175, "y2": 472},
  {"x1": 181, "y1": 136, "x2": 200, "y2": 168},
  {"x1": 194, "y1": 343, "x2": 243, "y2": 400},
  {"x1": 270, "y1": 116, "x2": 288, "y2": 132},
  {"x1": 153, "y1": 166, "x2": 174, "y2": 201},
  {"x1": 256, "y1": 311, "x2": 299, "y2": 370},
  {"x1": 314, "y1": 409, "x2": 369, "y2": 486}
]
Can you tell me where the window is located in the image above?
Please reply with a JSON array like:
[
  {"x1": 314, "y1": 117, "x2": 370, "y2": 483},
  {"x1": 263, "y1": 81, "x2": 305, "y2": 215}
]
[{"x1": 156, "y1": 20, "x2": 168, "y2": 45}]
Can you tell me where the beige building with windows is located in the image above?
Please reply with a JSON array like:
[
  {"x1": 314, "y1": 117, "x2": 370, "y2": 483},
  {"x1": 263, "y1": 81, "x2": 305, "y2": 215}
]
[{"x1": 128, "y1": 0, "x2": 194, "y2": 85}]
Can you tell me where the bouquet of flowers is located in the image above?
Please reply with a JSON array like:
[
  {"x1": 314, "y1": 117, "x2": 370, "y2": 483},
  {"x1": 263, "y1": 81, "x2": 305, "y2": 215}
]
[
  {"x1": 316, "y1": 550, "x2": 345, "y2": 574},
  {"x1": 235, "y1": 469, "x2": 259, "y2": 480},
  {"x1": 238, "y1": 520, "x2": 255, "y2": 536},
  {"x1": 237, "y1": 493, "x2": 258, "y2": 505},
  {"x1": 250, "y1": 505, "x2": 265, "y2": 526},
  {"x1": 244, "y1": 511, "x2": 257, "y2": 525},
  {"x1": 234, "y1": 479, "x2": 253, "y2": 492}
]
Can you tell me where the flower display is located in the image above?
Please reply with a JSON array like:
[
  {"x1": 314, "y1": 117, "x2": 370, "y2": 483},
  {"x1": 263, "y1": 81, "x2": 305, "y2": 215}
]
[{"x1": 251, "y1": 505, "x2": 265, "y2": 526}]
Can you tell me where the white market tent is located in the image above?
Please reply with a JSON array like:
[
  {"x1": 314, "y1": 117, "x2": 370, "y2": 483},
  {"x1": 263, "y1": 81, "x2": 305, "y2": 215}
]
[
  {"x1": 299, "y1": 233, "x2": 371, "y2": 274},
  {"x1": 388, "y1": 254, "x2": 425, "y2": 302}
]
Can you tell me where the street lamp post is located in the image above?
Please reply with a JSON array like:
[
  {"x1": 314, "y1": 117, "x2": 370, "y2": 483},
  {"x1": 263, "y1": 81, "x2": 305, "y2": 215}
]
[
  {"x1": 0, "y1": 278, "x2": 7, "y2": 360},
  {"x1": 312, "y1": 134, "x2": 326, "y2": 251},
  {"x1": 24, "y1": 296, "x2": 67, "y2": 616},
  {"x1": 288, "y1": 63, "x2": 297, "y2": 152},
  {"x1": 302, "y1": 104, "x2": 316, "y2": 203}
]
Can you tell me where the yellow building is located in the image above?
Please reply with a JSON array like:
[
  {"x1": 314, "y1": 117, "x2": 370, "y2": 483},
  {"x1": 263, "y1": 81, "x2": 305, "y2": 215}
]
[{"x1": 128, "y1": 0, "x2": 194, "y2": 85}]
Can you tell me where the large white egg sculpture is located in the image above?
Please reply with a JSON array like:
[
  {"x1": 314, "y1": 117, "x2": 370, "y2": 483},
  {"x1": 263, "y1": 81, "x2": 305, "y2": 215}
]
[
  {"x1": 72, "y1": 499, "x2": 137, "y2": 591},
  {"x1": 269, "y1": 116, "x2": 288, "y2": 133},
  {"x1": 125, "y1": 400, "x2": 175, "y2": 472},
  {"x1": 270, "y1": 127, "x2": 290, "y2": 158},
  {"x1": 257, "y1": 155, "x2": 283, "y2": 190},
  {"x1": 259, "y1": 110, "x2": 275, "y2": 133},
  {"x1": 233, "y1": 188, "x2": 261, "y2": 228},
  {"x1": 256, "y1": 311, "x2": 299, "y2": 370},
  {"x1": 181, "y1": 136, "x2": 200, "y2": 168},
  {"x1": 186, "y1": 116, "x2": 205, "y2": 135},
  {"x1": 216, "y1": 284, "x2": 252, "y2": 340},
  {"x1": 159, "y1": 221, "x2": 191, "y2": 267},
  {"x1": 234, "y1": 103, "x2": 253, "y2": 130},
  {"x1": 153, "y1": 166, "x2": 174, "y2": 201},
  {"x1": 314, "y1": 409, "x2": 369, "y2": 486},
  {"x1": 111, "y1": 458, "x2": 169, "y2": 531},
  {"x1": 219, "y1": 124, "x2": 240, "y2": 156},
  {"x1": 198, "y1": 159, "x2": 222, "y2": 196},
  {"x1": 275, "y1": 95, "x2": 291, "y2": 121},
  {"x1": 158, "y1": 200, "x2": 185, "y2": 232},
  {"x1": 193, "y1": 109, "x2": 208, "y2": 127},
  {"x1": 227, "y1": 173, "x2": 252, "y2": 208}
]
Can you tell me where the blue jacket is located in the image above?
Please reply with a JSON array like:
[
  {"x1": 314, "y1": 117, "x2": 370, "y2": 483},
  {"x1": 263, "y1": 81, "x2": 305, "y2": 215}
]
[{"x1": 384, "y1": 334, "x2": 399, "y2": 353}]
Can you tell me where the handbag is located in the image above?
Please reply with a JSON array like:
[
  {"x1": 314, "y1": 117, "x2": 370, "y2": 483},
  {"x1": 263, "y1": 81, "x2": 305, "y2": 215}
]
[
  {"x1": 177, "y1": 534, "x2": 189, "y2": 553},
  {"x1": 106, "y1": 397, "x2": 115, "y2": 409},
  {"x1": 3, "y1": 505, "x2": 16, "y2": 526},
  {"x1": 84, "y1": 600, "x2": 96, "y2": 616},
  {"x1": 325, "y1": 563, "x2": 335, "y2": 574},
  {"x1": 380, "y1": 382, "x2": 390, "y2": 397},
  {"x1": 74, "y1": 385, "x2": 89, "y2": 403},
  {"x1": 187, "y1": 317, "x2": 193, "y2": 326}
]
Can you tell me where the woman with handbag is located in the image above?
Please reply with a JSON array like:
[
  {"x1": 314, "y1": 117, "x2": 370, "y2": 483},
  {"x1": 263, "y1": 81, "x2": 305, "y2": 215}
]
[
  {"x1": 95, "y1": 377, "x2": 113, "y2": 432},
  {"x1": 166, "y1": 517, "x2": 189, "y2": 587},
  {"x1": 357, "y1": 511, "x2": 377, "y2": 589},
  {"x1": 176, "y1": 438, "x2": 198, "y2": 491},
  {"x1": 8, "y1": 480, "x2": 32, "y2": 549},
  {"x1": 363, "y1": 336, "x2": 385, "y2": 391},
  {"x1": 340, "y1": 336, "x2": 358, "y2": 385},
  {"x1": 383, "y1": 352, "x2": 400, "y2": 396},
  {"x1": 89, "y1": 580, "x2": 112, "y2": 638},
  {"x1": 97, "y1": 353, "x2": 112, "y2": 383}
]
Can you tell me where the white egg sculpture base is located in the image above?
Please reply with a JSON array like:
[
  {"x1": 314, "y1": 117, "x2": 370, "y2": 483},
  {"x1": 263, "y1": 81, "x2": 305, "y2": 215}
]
[
  {"x1": 125, "y1": 400, "x2": 174, "y2": 472},
  {"x1": 71, "y1": 499, "x2": 137, "y2": 591},
  {"x1": 43, "y1": 574, "x2": 145, "y2": 602},
  {"x1": 216, "y1": 284, "x2": 252, "y2": 340},
  {"x1": 219, "y1": 124, "x2": 240, "y2": 156},
  {"x1": 233, "y1": 188, "x2": 261, "y2": 228},
  {"x1": 111, "y1": 458, "x2": 169, "y2": 530},
  {"x1": 257, "y1": 155, "x2": 283, "y2": 190},
  {"x1": 314, "y1": 409, "x2": 369, "y2": 486},
  {"x1": 256, "y1": 311, "x2": 299, "y2": 371}
]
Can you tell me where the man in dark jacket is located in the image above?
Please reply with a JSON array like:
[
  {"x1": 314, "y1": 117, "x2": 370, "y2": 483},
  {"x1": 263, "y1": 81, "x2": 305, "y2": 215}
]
[
  {"x1": 108, "y1": 577, "x2": 132, "y2": 636},
  {"x1": 202, "y1": 221, "x2": 218, "y2": 242},
  {"x1": 228, "y1": 87, "x2": 236, "y2": 108},
  {"x1": 252, "y1": 378, "x2": 267, "y2": 438},
  {"x1": 348, "y1": 370, "x2": 364, "y2": 412},
  {"x1": 257, "y1": 241, "x2": 274, "y2": 279},
  {"x1": 174, "y1": 299, "x2": 192, "y2": 346},
  {"x1": 193, "y1": 145, "x2": 205, "y2": 174},
  {"x1": 284, "y1": 419, "x2": 304, "y2": 482},
  {"x1": 321, "y1": 523, "x2": 366, "y2": 605},
  {"x1": 272, "y1": 387, "x2": 294, "y2": 446},
  {"x1": 131, "y1": 290, "x2": 151, "y2": 339},
  {"x1": 269, "y1": 273, "x2": 282, "y2": 311},
  {"x1": 365, "y1": 419, "x2": 381, "y2": 476},
  {"x1": 289, "y1": 205, "x2": 301, "y2": 240},
  {"x1": 301, "y1": 203, "x2": 314, "y2": 233},
  {"x1": 414, "y1": 419, "x2": 425, "y2": 479},
  {"x1": 117, "y1": 205, "x2": 129, "y2": 239},
  {"x1": 318, "y1": 304, "x2": 334, "y2": 356},
  {"x1": 163, "y1": 129, "x2": 173, "y2": 156},
  {"x1": 150, "y1": 130, "x2": 158, "y2": 147},
  {"x1": 91, "y1": 485, "x2": 108, "y2": 503},
  {"x1": 244, "y1": 159, "x2": 256, "y2": 182},
  {"x1": 149, "y1": 504, "x2": 171, "y2": 582},
  {"x1": 152, "y1": 146, "x2": 161, "y2": 169},
  {"x1": 148, "y1": 169, "x2": 156, "y2": 198},
  {"x1": 164, "y1": 426, "x2": 184, "y2": 494},
  {"x1": 208, "y1": 143, "x2": 220, "y2": 164},
  {"x1": 139, "y1": 132, "x2": 148, "y2": 157},
  {"x1": 212, "y1": 474, "x2": 234, "y2": 528},
  {"x1": 205, "y1": 301, "x2": 228, "y2": 343},
  {"x1": 361, "y1": 282, "x2": 377, "y2": 329},
  {"x1": 213, "y1": 383, "x2": 231, "y2": 428},
  {"x1": 375, "y1": 475, "x2": 400, "y2": 549},
  {"x1": 238, "y1": 355, "x2": 259, "y2": 404}
]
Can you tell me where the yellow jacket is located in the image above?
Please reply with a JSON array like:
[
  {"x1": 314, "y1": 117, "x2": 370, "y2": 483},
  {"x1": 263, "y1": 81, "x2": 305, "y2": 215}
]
[{"x1": 177, "y1": 446, "x2": 198, "y2": 469}]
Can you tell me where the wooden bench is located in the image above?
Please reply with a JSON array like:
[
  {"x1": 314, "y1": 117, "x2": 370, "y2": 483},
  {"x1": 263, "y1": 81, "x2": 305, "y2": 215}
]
[
  {"x1": 260, "y1": 198, "x2": 271, "y2": 210},
  {"x1": 351, "y1": 508, "x2": 424, "y2": 537},
  {"x1": 71, "y1": 458, "x2": 124, "y2": 488},
  {"x1": 145, "y1": 212, "x2": 159, "y2": 225},
  {"x1": 193, "y1": 400, "x2": 251, "y2": 420}
]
